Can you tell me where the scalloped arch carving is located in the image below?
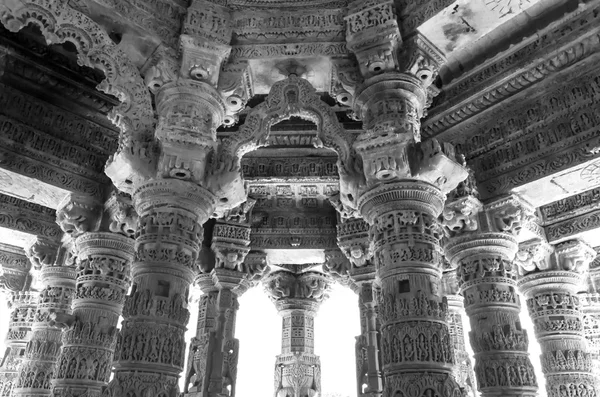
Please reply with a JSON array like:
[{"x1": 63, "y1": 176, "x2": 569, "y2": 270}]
[
  {"x1": 0, "y1": 0, "x2": 154, "y2": 141},
  {"x1": 219, "y1": 75, "x2": 355, "y2": 171}
]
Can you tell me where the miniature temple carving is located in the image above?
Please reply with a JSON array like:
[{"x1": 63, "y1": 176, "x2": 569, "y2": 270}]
[
  {"x1": 518, "y1": 239, "x2": 598, "y2": 397},
  {"x1": 264, "y1": 270, "x2": 332, "y2": 397}
]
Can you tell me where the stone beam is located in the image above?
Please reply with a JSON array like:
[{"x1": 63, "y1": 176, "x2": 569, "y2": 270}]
[
  {"x1": 0, "y1": 193, "x2": 61, "y2": 241},
  {"x1": 242, "y1": 156, "x2": 340, "y2": 180},
  {"x1": 538, "y1": 187, "x2": 600, "y2": 245},
  {"x1": 395, "y1": 0, "x2": 456, "y2": 37}
]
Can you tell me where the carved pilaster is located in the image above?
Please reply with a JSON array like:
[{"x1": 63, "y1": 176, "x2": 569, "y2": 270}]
[
  {"x1": 518, "y1": 239, "x2": 598, "y2": 397},
  {"x1": 53, "y1": 193, "x2": 136, "y2": 397},
  {"x1": 264, "y1": 270, "x2": 331, "y2": 397},
  {"x1": 14, "y1": 238, "x2": 76, "y2": 397},
  {"x1": 444, "y1": 195, "x2": 538, "y2": 397}
]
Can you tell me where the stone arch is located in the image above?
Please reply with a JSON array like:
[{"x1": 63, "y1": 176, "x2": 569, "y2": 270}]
[
  {"x1": 0, "y1": 1, "x2": 154, "y2": 139},
  {"x1": 220, "y1": 75, "x2": 355, "y2": 173}
]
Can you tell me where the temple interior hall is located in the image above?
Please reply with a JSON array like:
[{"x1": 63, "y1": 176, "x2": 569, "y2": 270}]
[{"x1": 0, "y1": 0, "x2": 599, "y2": 397}]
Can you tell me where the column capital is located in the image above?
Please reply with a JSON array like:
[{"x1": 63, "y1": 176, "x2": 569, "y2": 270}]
[
  {"x1": 180, "y1": 1, "x2": 232, "y2": 87},
  {"x1": 556, "y1": 239, "x2": 596, "y2": 273},
  {"x1": 263, "y1": 270, "x2": 332, "y2": 313},
  {"x1": 515, "y1": 238, "x2": 554, "y2": 276},
  {"x1": 25, "y1": 237, "x2": 61, "y2": 270},
  {"x1": 105, "y1": 190, "x2": 138, "y2": 239},
  {"x1": 483, "y1": 194, "x2": 535, "y2": 237}
]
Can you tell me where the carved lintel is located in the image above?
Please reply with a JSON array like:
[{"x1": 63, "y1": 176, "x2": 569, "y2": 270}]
[{"x1": 180, "y1": 0, "x2": 232, "y2": 86}]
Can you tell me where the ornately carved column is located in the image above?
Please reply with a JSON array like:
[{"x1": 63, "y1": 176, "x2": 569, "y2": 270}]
[
  {"x1": 444, "y1": 194, "x2": 538, "y2": 397},
  {"x1": 328, "y1": 215, "x2": 383, "y2": 397},
  {"x1": 441, "y1": 271, "x2": 476, "y2": 397},
  {"x1": 52, "y1": 193, "x2": 136, "y2": 397},
  {"x1": 13, "y1": 237, "x2": 76, "y2": 397},
  {"x1": 186, "y1": 204, "x2": 262, "y2": 397},
  {"x1": 264, "y1": 270, "x2": 332, "y2": 397},
  {"x1": 343, "y1": 2, "x2": 468, "y2": 394},
  {"x1": 517, "y1": 239, "x2": 598, "y2": 397},
  {"x1": 0, "y1": 244, "x2": 36, "y2": 397},
  {"x1": 582, "y1": 248, "x2": 600, "y2": 374},
  {"x1": 107, "y1": 23, "x2": 246, "y2": 391}
]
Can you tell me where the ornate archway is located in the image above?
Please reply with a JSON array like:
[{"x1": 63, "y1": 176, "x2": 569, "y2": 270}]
[
  {"x1": 0, "y1": 0, "x2": 154, "y2": 142},
  {"x1": 219, "y1": 74, "x2": 356, "y2": 174}
]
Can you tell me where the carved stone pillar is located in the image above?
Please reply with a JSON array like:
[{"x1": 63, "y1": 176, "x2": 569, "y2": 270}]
[
  {"x1": 263, "y1": 270, "x2": 332, "y2": 397},
  {"x1": 518, "y1": 239, "x2": 598, "y2": 397},
  {"x1": 328, "y1": 215, "x2": 383, "y2": 397},
  {"x1": 444, "y1": 195, "x2": 539, "y2": 397},
  {"x1": 582, "y1": 248, "x2": 600, "y2": 374},
  {"x1": 185, "y1": 206, "x2": 261, "y2": 397},
  {"x1": 342, "y1": 3, "x2": 468, "y2": 392},
  {"x1": 14, "y1": 238, "x2": 76, "y2": 397},
  {"x1": 107, "y1": 180, "x2": 212, "y2": 396},
  {"x1": 441, "y1": 271, "x2": 476, "y2": 397},
  {"x1": 0, "y1": 244, "x2": 36, "y2": 397},
  {"x1": 52, "y1": 193, "x2": 136, "y2": 397}
]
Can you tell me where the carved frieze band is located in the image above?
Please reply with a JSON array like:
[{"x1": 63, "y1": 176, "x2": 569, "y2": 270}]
[
  {"x1": 242, "y1": 157, "x2": 339, "y2": 179},
  {"x1": 0, "y1": 194, "x2": 61, "y2": 240},
  {"x1": 540, "y1": 187, "x2": 600, "y2": 224},
  {"x1": 545, "y1": 208, "x2": 600, "y2": 243}
]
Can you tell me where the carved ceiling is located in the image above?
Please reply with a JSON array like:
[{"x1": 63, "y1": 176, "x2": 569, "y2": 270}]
[{"x1": 419, "y1": 0, "x2": 546, "y2": 55}]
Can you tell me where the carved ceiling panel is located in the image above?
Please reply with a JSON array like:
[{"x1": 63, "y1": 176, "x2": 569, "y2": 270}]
[{"x1": 418, "y1": 0, "x2": 543, "y2": 55}]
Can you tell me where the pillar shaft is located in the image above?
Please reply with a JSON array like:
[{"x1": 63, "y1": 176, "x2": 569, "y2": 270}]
[
  {"x1": 52, "y1": 233, "x2": 134, "y2": 397},
  {"x1": 446, "y1": 233, "x2": 537, "y2": 397},
  {"x1": 359, "y1": 182, "x2": 460, "y2": 395},
  {"x1": 356, "y1": 282, "x2": 383, "y2": 397},
  {"x1": 109, "y1": 179, "x2": 215, "y2": 396},
  {"x1": 0, "y1": 290, "x2": 37, "y2": 397},
  {"x1": 518, "y1": 240, "x2": 598, "y2": 397},
  {"x1": 264, "y1": 270, "x2": 331, "y2": 397},
  {"x1": 14, "y1": 242, "x2": 76, "y2": 397}
]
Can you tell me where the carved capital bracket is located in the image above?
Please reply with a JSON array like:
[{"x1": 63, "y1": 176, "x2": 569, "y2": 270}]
[
  {"x1": 180, "y1": 1, "x2": 232, "y2": 87},
  {"x1": 56, "y1": 193, "x2": 102, "y2": 238},
  {"x1": 0, "y1": 243, "x2": 30, "y2": 293},
  {"x1": 218, "y1": 61, "x2": 253, "y2": 127},
  {"x1": 555, "y1": 239, "x2": 597, "y2": 274},
  {"x1": 515, "y1": 238, "x2": 555, "y2": 276},
  {"x1": 105, "y1": 191, "x2": 138, "y2": 239},
  {"x1": 483, "y1": 194, "x2": 535, "y2": 237},
  {"x1": 263, "y1": 270, "x2": 332, "y2": 312},
  {"x1": 345, "y1": 0, "x2": 401, "y2": 78}
]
